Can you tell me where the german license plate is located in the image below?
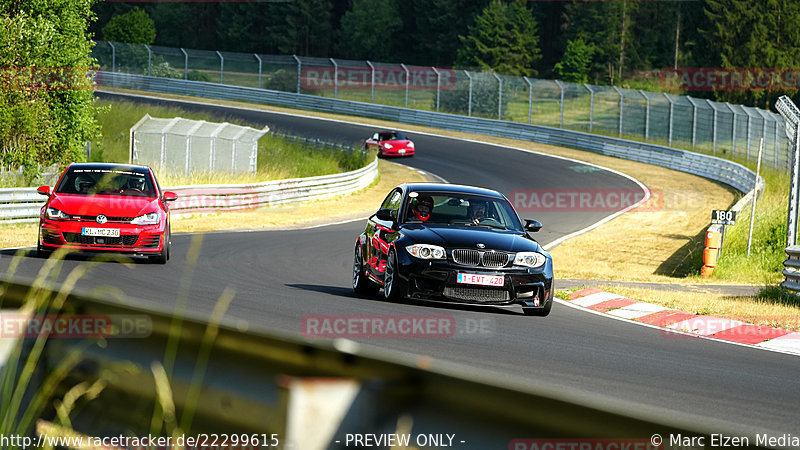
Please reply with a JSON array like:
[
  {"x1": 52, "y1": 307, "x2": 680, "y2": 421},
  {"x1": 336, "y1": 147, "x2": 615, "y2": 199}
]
[
  {"x1": 398, "y1": 149, "x2": 406, "y2": 154},
  {"x1": 457, "y1": 273, "x2": 504, "y2": 287},
  {"x1": 82, "y1": 227, "x2": 120, "y2": 237}
]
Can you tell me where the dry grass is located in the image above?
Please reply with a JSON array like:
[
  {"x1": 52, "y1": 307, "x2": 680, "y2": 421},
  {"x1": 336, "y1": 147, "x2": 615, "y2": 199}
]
[
  {"x1": 100, "y1": 87, "x2": 739, "y2": 283},
  {"x1": 0, "y1": 161, "x2": 426, "y2": 249},
  {"x1": 575, "y1": 286, "x2": 800, "y2": 332}
]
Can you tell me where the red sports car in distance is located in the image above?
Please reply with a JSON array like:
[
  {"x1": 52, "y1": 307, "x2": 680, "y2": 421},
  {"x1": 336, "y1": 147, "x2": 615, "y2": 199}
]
[
  {"x1": 37, "y1": 163, "x2": 177, "y2": 263},
  {"x1": 365, "y1": 130, "x2": 415, "y2": 157}
]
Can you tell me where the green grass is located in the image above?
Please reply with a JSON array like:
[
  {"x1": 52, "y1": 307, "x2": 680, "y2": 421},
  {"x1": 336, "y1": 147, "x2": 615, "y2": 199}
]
[
  {"x1": 91, "y1": 99, "x2": 369, "y2": 187},
  {"x1": 712, "y1": 168, "x2": 789, "y2": 284}
]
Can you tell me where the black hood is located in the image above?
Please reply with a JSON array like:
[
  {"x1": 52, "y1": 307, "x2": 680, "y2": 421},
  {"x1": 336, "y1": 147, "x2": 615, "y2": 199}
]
[{"x1": 400, "y1": 224, "x2": 541, "y2": 253}]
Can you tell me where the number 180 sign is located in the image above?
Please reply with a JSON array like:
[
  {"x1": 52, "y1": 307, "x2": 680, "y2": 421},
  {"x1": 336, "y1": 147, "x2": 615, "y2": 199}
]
[{"x1": 711, "y1": 210, "x2": 737, "y2": 225}]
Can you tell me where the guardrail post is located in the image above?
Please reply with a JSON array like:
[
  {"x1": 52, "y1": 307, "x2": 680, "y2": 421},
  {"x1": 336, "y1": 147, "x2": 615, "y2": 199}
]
[
  {"x1": 432, "y1": 67, "x2": 441, "y2": 112},
  {"x1": 687, "y1": 97, "x2": 698, "y2": 150},
  {"x1": 109, "y1": 42, "x2": 116, "y2": 73},
  {"x1": 586, "y1": 84, "x2": 594, "y2": 132},
  {"x1": 493, "y1": 73, "x2": 503, "y2": 120},
  {"x1": 613, "y1": 86, "x2": 624, "y2": 137},
  {"x1": 664, "y1": 93, "x2": 674, "y2": 146},
  {"x1": 464, "y1": 70, "x2": 473, "y2": 117},
  {"x1": 401, "y1": 64, "x2": 410, "y2": 107},
  {"x1": 144, "y1": 45, "x2": 152, "y2": 76},
  {"x1": 555, "y1": 80, "x2": 565, "y2": 128},
  {"x1": 293, "y1": 55, "x2": 301, "y2": 94},
  {"x1": 708, "y1": 99, "x2": 717, "y2": 155},
  {"x1": 726, "y1": 103, "x2": 737, "y2": 157},
  {"x1": 254, "y1": 54, "x2": 262, "y2": 89},
  {"x1": 639, "y1": 90, "x2": 649, "y2": 140},
  {"x1": 366, "y1": 61, "x2": 375, "y2": 101},
  {"x1": 330, "y1": 58, "x2": 338, "y2": 98},
  {"x1": 524, "y1": 77, "x2": 534, "y2": 124},
  {"x1": 180, "y1": 48, "x2": 188, "y2": 80}
]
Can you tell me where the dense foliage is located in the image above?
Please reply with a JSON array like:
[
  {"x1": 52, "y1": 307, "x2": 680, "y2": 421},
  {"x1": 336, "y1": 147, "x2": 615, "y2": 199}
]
[
  {"x1": 85, "y1": 0, "x2": 800, "y2": 108},
  {"x1": 0, "y1": 0, "x2": 100, "y2": 177}
]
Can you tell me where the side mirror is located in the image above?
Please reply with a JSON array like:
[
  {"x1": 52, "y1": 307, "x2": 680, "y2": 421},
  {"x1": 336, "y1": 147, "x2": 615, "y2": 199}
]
[
  {"x1": 375, "y1": 208, "x2": 396, "y2": 222},
  {"x1": 36, "y1": 186, "x2": 51, "y2": 196},
  {"x1": 372, "y1": 133, "x2": 379, "y2": 140},
  {"x1": 525, "y1": 219, "x2": 542, "y2": 232},
  {"x1": 163, "y1": 191, "x2": 178, "y2": 202}
]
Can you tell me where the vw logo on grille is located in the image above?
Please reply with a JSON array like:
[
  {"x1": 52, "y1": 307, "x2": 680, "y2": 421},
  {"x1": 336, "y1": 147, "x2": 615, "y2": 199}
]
[
  {"x1": 96, "y1": 215, "x2": 108, "y2": 224},
  {"x1": 477, "y1": 243, "x2": 485, "y2": 249}
]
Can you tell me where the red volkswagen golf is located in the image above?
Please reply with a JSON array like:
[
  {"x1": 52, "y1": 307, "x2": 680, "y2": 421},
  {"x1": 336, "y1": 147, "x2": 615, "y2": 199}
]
[{"x1": 37, "y1": 163, "x2": 177, "y2": 263}]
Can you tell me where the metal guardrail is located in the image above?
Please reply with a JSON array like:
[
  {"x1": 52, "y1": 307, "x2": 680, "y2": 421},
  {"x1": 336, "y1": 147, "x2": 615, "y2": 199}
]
[
  {"x1": 0, "y1": 276, "x2": 718, "y2": 448},
  {"x1": 98, "y1": 72, "x2": 761, "y2": 195},
  {"x1": 782, "y1": 246, "x2": 800, "y2": 292},
  {"x1": 0, "y1": 157, "x2": 378, "y2": 223}
]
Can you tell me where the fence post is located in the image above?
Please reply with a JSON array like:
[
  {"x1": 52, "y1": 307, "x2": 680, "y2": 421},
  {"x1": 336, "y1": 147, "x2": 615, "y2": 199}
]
[
  {"x1": 185, "y1": 120, "x2": 205, "y2": 175},
  {"x1": 254, "y1": 54, "x2": 262, "y2": 89},
  {"x1": 210, "y1": 123, "x2": 225, "y2": 172},
  {"x1": 493, "y1": 73, "x2": 503, "y2": 120},
  {"x1": 774, "y1": 115, "x2": 780, "y2": 169},
  {"x1": 708, "y1": 99, "x2": 717, "y2": 155},
  {"x1": 216, "y1": 51, "x2": 224, "y2": 84},
  {"x1": 613, "y1": 86, "x2": 623, "y2": 137},
  {"x1": 555, "y1": 80, "x2": 565, "y2": 128},
  {"x1": 726, "y1": 103, "x2": 737, "y2": 157},
  {"x1": 639, "y1": 90, "x2": 649, "y2": 140},
  {"x1": 664, "y1": 93, "x2": 674, "y2": 146},
  {"x1": 524, "y1": 77, "x2": 533, "y2": 124},
  {"x1": 687, "y1": 97, "x2": 698, "y2": 150},
  {"x1": 293, "y1": 55, "x2": 301, "y2": 94},
  {"x1": 366, "y1": 61, "x2": 375, "y2": 101},
  {"x1": 464, "y1": 70, "x2": 473, "y2": 117},
  {"x1": 401, "y1": 64, "x2": 410, "y2": 107},
  {"x1": 432, "y1": 67, "x2": 441, "y2": 112},
  {"x1": 144, "y1": 45, "x2": 152, "y2": 76},
  {"x1": 129, "y1": 114, "x2": 150, "y2": 164},
  {"x1": 745, "y1": 109, "x2": 752, "y2": 161},
  {"x1": 109, "y1": 42, "x2": 116, "y2": 73},
  {"x1": 330, "y1": 58, "x2": 338, "y2": 98},
  {"x1": 585, "y1": 84, "x2": 594, "y2": 132},
  {"x1": 180, "y1": 48, "x2": 188, "y2": 80}
]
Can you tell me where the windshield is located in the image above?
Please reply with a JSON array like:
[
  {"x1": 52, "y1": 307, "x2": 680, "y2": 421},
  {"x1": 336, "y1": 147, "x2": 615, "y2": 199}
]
[
  {"x1": 55, "y1": 167, "x2": 157, "y2": 197},
  {"x1": 379, "y1": 131, "x2": 407, "y2": 141},
  {"x1": 403, "y1": 192, "x2": 523, "y2": 232}
]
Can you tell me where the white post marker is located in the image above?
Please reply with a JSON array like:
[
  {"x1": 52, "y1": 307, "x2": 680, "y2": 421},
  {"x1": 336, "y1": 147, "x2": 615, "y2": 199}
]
[{"x1": 747, "y1": 137, "x2": 764, "y2": 257}]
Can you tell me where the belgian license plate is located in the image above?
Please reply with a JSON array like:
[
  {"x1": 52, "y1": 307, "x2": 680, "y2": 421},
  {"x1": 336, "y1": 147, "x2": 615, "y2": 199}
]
[
  {"x1": 457, "y1": 273, "x2": 504, "y2": 287},
  {"x1": 82, "y1": 227, "x2": 120, "y2": 237}
]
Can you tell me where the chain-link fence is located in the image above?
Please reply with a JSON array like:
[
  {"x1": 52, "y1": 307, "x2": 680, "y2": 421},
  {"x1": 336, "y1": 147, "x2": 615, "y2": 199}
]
[
  {"x1": 94, "y1": 41, "x2": 790, "y2": 170},
  {"x1": 130, "y1": 115, "x2": 268, "y2": 174}
]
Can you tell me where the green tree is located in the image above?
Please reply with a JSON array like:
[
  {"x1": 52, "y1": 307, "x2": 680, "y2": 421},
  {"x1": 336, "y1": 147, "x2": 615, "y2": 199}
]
[
  {"x1": 554, "y1": 38, "x2": 595, "y2": 83},
  {"x1": 101, "y1": 7, "x2": 155, "y2": 44},
  {"x1": 455, "y1": 0, "x2": 541, "y2": 77},
  {"x1": 412, "y1": 0, "x2": 489, "y2": 66},
  {"x1": 0, "y1": 0, "x2": 100, "y2": 177},
  {"x1": 337, "y1": 0, "x2": 401, "y2": 60}
]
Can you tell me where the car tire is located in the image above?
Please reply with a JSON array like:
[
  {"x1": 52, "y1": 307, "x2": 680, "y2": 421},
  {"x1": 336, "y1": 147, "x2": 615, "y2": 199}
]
[
  {"x1": 353, "y1": 245, "x2": 378, "y2": 296},
  {"x1": 383, "y1": 249, "x2": 407, "y2": 302},
  {"x1": 150, "y1": 227, "x2": 170, "y2": 264},
  {"x1": 37, "y1": 243, "x2": 52, "y2": 258},
  {"x1": 523, "y1": 297, "x2": 552, "y2": 317}
]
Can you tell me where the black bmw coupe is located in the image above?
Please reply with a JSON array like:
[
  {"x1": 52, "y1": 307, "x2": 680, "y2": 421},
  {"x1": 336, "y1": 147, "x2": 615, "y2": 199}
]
[{"x1": 353, "y1": 183, "x2": 554, "y2": 316}]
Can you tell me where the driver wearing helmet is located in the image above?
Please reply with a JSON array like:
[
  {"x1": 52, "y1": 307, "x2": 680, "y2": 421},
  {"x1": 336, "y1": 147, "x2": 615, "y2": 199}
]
[
  {"x1": 467, "y1": 201, "x2": 487, "y2": 224},
  {"x1": 74, "y1": 174, "x2": 94, "y2": 194},
  {"x1": 127, "y1": 176, "x2": 146, "y2": 191},
  {"x1": 410, "y1": 195, "x2": 434, "y2": 222}
]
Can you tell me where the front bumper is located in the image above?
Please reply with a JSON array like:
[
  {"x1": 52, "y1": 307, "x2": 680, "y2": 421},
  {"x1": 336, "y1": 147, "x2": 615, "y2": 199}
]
[
  {"x1": 39, "y1": 219, "x2": 165, "y2": 254},
  {"x1": 381, "y1": 147, "x2": 415, "y2": 156},
  {"x1": 399, "y1": 257, "x2": 553, "y2": 308}
]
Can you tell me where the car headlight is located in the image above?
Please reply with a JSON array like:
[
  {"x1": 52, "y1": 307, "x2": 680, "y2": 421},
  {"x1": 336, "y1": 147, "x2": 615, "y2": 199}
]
[
  {"x1": 513, "y1": 252, "x2": 547, "y2": 268},
  {"x1": 46, "y1": 207, "x2": 70, "y2": 220},
  {"x1": 383, "y1": 143, "x2": 393, "y2": 149},
  {"x1": 406, "y1": 244, "x2": 446, "y2": 260},
  {"x1": 408, "y1": 142, "x2": 415, "y2": 148},
  {"x1": 131, "y1": 212, "x2": 160, "y2": 225}
]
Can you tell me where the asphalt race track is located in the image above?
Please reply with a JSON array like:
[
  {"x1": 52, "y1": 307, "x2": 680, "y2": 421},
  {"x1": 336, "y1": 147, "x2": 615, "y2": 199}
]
[{"x1": 3, "y1": 92, "x2": 799, "y2": 439}]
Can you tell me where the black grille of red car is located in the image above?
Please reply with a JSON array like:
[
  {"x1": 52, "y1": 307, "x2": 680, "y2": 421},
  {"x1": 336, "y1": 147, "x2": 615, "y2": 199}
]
[
  {"x1": 63, "y1": 233, "x2": 138, "y2": 246},
  {"x1": 451, "y1": 249, "x2": 510, "y2": 268},
  {"x1": 139, "y1": 235, "x2": 161, "y2": 248},
  {"x1": 443, "y1": 286, "x2": 510, "y2": 303},
  {"x1": 69, "y1": 215, "x2": 134, "y2": 223},
  {"x1": 42, "y1": 230, "x2": 62, "y2": 244}
]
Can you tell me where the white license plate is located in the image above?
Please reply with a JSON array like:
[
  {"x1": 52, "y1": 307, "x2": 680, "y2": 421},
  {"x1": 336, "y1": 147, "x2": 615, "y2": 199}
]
[
  {"x1": 457, "y1": 273, "x2": 504, "y2": 287},
  {"x1": 82, "y1": 227, "x2": 120, "y2": 237},
  {"x1": 398, "y1": 149, "x2": 406, "y2": 154}
]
